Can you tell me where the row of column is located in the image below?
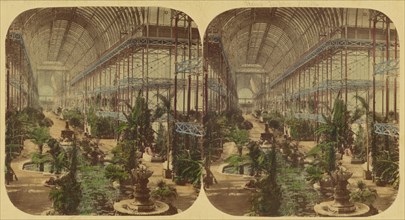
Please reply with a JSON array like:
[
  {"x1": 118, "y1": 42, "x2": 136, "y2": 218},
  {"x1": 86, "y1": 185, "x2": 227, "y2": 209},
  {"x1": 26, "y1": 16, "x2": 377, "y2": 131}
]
[{"x1": 5, "y1": 36, "x2": 37, "y2": 111}]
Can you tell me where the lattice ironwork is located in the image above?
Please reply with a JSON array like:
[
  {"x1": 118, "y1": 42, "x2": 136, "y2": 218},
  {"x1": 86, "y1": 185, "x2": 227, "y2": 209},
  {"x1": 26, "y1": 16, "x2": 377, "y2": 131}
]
[
  {"x1": 294, "y1": 113, "x2": 325, "y2": 123},
  {"x1": 146, "y1": 78, "x2": 174, "y2": 89},
  {"x1": 175, "y1": 58, "x2": 202, "y2": 74},
  {"x1": 289, "y1": 79, "x2": 385, "y2": 99},
  {"x1": 96, "y1": 111, "x2": 127, "y2": 122},
  {"x1": 92, "y1": 86, "x2": 118, "y2": 94},
  {"x1": 236, "y1": 64, "x2": 266, "y2": 74},
  {"x1": 7, "y1": 32, "x2": 34, "y2": 79},
  {"x1": 374, "y1": 59, "x2": 399, "y2": 75},
  {"x1": 175, "y1": 122, "x2": 205, "y2": 137},
  {"x1": 71, "y1": 36, "x2": 200, "y2": 86},
  {"x1": 268, "y1": 38, "x2": 390, "y2": 89},
  {"x1": 208, "y1": 79, "x2": 226, "y2": 96},
  {"x1": 9, "y1": 78, "x2": 28, "y2": 94},
  {"x1": 374, "y1": 123, "x2": 399, "y2": 137}
]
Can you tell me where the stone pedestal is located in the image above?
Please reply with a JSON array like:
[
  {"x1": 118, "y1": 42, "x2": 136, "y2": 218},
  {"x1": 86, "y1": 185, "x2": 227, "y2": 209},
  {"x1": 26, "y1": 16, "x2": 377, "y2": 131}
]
[
  {"x1": 314, "y1": 169, "x2": 370, "y2": 217},
  {"x1": 114, "y1": 166, "x2": 170, "y2": 215}
]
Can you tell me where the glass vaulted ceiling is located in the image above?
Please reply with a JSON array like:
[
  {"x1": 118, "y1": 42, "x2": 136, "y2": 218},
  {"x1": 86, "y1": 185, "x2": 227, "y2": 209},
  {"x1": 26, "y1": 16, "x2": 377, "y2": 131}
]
[
  {"x1": 9, "y1": 7, "x2": 193, "y2": 82},
  {"x1": 208, "y1": 8, "x2": 395, "y2": 82}
]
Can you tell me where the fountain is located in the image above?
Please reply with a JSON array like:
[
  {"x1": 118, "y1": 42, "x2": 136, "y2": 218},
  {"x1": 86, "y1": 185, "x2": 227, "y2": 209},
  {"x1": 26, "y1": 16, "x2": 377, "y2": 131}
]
[
  {"x1": 114, "y1": 166, "x2": 170, "y2": 215},
  {"x1": 314, "y1": 168, "x2": 370, "y2": 217}
]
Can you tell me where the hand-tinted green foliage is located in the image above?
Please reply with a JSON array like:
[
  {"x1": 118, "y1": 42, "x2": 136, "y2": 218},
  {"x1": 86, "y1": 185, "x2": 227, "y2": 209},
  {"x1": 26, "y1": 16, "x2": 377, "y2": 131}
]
[
  {"x1": 349, "y1": 180, "x2": 377, "y2": 206},
  {"x1": 119, "y1": 91, "x2": 154, "y2": 152},
  {"x1": 63, "y1": 109, "x2": 84, "y2": 128},
  {"x1": 286, "y1": 118, "x2": 315, "y2": 141},
  {"x1": 374, "y1": 150, "x2": 399, "y2": 189},
  {"x1": 47, "y1": 138, "x2": 66, "y2": 174},
  {"x1": 49, "y1": 144, "x2": 81, "y2": 215},
  {"x1": 110, "y1": 140, "x2": 138, "y2": 175},
  {"x1": 79, "y1": 138, "x2": 105, "y2": 165},
  {"x1": 30, "y1": 127, "x2": 51, "y2": 153},
  {"x1": 227, "y1": 127, "x2": 250, "y2": 156},
  {"x1": 309, "y1": 94, "x2": 353, "y2": 174},
  {"x1": 262, "y1": 111, "x2": 284, "y2": 131},
  {"x1": 104, "y1": 164, "x2": 129, "y2": 183},
  {"x1": 155, "y1": 122, "x2": 168, "y2": 157},
  {"x1": 78, "y1": 166, "x2": 118, "y2": 215},
  {"x1": 151, "y1": 180, "x2": 178, "y2": 215},
  {"x1": 250, "y1": 145, "x2": 282, "y2": 216}
]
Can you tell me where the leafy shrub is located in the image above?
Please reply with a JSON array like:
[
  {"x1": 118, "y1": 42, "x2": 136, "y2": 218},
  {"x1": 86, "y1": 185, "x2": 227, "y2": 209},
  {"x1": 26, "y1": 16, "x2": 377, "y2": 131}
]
[
  {"x1": 286, "y1": 118, "x2": 315, "y2": 141},
  {"x1": 350, "y1": 180, "x2": 377, "y2": 206},
  {"x1": 239, "y1": 120, "x2": 253, "y2": 130},
  {"x1": 91, "y1": 117, "x2": 116, "y2": 139},
  {"x1": 104, "y1": 164, "x2": 129, "y2": 183},
  {"x1": 63, "y1": 109, "x2": 84, "y2": 128},
  {"x1": 262, "y1": 111, "x2": 284, "y2": 130},
  {"x1": 78, "y1": 166, "x2": 118, "y2": 215},
  {"x1": 305, "y1": 165, "x2": 324, "y2": 184}
]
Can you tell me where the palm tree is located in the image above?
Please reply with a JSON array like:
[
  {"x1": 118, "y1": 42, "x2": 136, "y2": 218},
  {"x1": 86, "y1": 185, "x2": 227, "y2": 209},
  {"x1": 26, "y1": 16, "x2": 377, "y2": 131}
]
[
  {"x1": 250, "y1": 143, "x2": 282, "y2": 216},
  {"x1": 47, "y1": 138, "x2": 66, "y2": 174},
  {"x1": 312, "y1": 93, "x2": 358, "y2": 174},
  {"x1": 118, "y1": 90, "x2": 154, "y2": 152},
  {"x1": 49, "y1": 142, "x2": 81, "y2": 215},
  {"x1": 225, "y1": 127, "x2": 250, "y2": 174},
  {"x1": 155, "y1": 93, "x2": 175, "y2": 177},
  {"x1": 353, "y1": 95, "x2": 373, "y2": 178},
  {"x1": 30, "y1": 126, "x2": 51, "y2": 171}
]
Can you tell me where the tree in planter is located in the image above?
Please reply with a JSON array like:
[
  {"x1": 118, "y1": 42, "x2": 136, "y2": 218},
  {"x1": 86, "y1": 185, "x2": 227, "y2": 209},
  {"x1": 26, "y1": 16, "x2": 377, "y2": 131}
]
[
  {"x1": 285, "y1": 118, "x2": 315, "y2": 141},
  {"x1": 250, "y1": 143, "x2": 282, "y2": 216},
  {"x1": 49, "y1": 142, "x2": 82, "y2": 215},
  {"x1": 151, "y1": 180, "x2": 178, "y2": 214},
  {"x1": 21, "y1": 106, "x2": 53, "y2": 128},
  {"x1": 80, "y1": 138, "x2": 105, "y2": 166},
  {"x1": 373, "y1": 149, "x2": 399, "y2": 188},
  {"x1": 118, "y1": 91, "x2": 154, "y2": 153},
  {"x1": 47, "y1": 138, "x2": 66, "y2": 174},
  {"x1": 202, "y1": 112, "x2": 229, "y2": 186},
  {"x1": 5, "y1": 110, "x2": 32, "y2": 183},
  {"x1": 353, "y1": 95, "x2": 377, "y2": 177},
  {"x1": 311, "y1": 93, "x2": 359, "y2": 174},
  {"x1": 352, "y1": 125, "x2": 366, "y2": 162},
  {"x1": 225, "y1": 127, "x2": 250, "y2": 174},
  {"x1": 178, "y1": 157, "x2": 204, "y2": 186},
  {"x1": 155, "y1": 93, "x2": 176, "y2": 178},
  {"x1": 30, "y1": 126, "x2": 51, "y2": 172},
  {"x1": 62, "y1": 109, "x2": 82, "y2": 128},
  {"x1": 247, "y1": 141, "x2": 263, "y2": 177},
  {"x1": 87, "y1": 106, "x2": 116, "y2": 139},
  {"x1": 155, "y1": 122, "x2": 168, "y2": 157},
  {"x1": 110, "y1": 140, "x2": 138, "y2": 178}
]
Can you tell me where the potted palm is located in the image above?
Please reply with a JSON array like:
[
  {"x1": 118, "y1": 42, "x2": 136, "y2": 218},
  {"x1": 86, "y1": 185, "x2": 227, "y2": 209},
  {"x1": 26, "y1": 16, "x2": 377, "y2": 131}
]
[
  {"x1": 30, "y1": 126, "x2": 51, "y2": 172},
  {"x1": 306, "y1": 93, "x2": 357, "y2": 193},
  {"x1": 155, "y1": 93, "x2": 175, "y2": 179},
  {"x1": 225, "y1": 127, "x2": 250, "y2": 174}
]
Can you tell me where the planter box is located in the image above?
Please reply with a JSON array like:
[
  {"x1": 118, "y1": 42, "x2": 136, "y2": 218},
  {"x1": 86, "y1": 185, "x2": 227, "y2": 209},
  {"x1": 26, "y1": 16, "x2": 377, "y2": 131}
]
[
  {"x1": 163, "y1": 169, "x2": 172, "y2": 179},
  {"x1": 175, "y1": 179, "x2": 187, "y2": 186},
  {"x1": 351, "y1": 158, "x2": 364, "y2": 164},
  {"x1": 363, "y1": 170, "x2": 372, "y2": 180}
]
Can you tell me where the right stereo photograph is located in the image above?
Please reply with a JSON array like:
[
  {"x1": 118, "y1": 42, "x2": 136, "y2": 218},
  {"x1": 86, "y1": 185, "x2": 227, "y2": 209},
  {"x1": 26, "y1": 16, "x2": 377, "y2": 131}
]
[{"x1": 203, "y1": 8, "x2": 399, "y2": 217}]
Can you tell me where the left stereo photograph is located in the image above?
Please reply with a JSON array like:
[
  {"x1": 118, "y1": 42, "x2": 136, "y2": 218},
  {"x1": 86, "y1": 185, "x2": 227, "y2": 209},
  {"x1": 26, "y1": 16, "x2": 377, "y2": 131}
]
[{"x1": 4, "y1": 7, "x2": 203, "y2": 216}]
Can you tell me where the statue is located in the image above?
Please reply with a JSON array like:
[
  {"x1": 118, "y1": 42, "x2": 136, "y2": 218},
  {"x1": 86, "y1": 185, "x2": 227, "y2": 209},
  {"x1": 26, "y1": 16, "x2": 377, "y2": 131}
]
[
  {"x1": 113, "y1": 165, "x2": 170, "y2": 215},
  {"x1": 130, "y1": 166, "x2": 155, "y2": 212},
  {"x1": 329, "y1": 168, "x2": 356, "y2": 213},
  {"x1": 314, "y1": 168, "x2": 370, "y2": 216}
]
